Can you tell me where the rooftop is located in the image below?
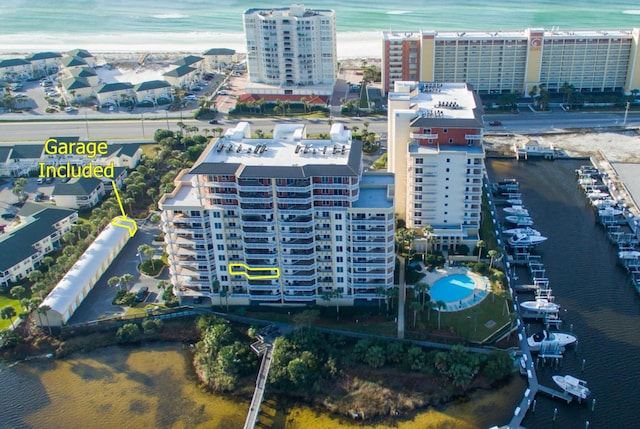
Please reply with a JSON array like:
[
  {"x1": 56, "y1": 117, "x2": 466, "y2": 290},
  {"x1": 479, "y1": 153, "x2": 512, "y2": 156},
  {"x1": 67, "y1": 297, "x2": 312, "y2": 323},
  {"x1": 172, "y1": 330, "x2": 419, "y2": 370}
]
[
  {"x1": 190, "y1": 122, "x2": 361, "y2": 179},
  {"x1": 383, "y1": 29, "x2": 634, "y2": 41},
  {"x1": 52, "y1": 177, "x2": 103, "y2": 196},
  {"x1": 353, "y1": 187, "x2": 392, "y2": 209},
  {"x1": 9, "y1": 144, "x2": 43, "y2": 160},
  {"x1": 0, "y1": 206, "x2": 76, "y2": 272},
  {"x1": 203, "y1": 48, "x2": 236, "y2": 56}
]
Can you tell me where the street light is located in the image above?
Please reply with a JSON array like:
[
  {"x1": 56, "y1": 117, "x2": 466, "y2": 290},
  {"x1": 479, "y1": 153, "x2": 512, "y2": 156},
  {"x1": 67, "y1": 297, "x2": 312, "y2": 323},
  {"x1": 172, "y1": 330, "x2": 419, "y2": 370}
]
[
  {"x1": 136, "y1": 253, "x2": 143, "y2": 264},
  {"x1": 141, "y1": 113, "x2": 145, "y2": 137},
  {"x1": 165, "y1": 110, "x2": 170, "y2": 130},
  {"x1": 466, "y1": 315, "x2": 472, "y2": 340}
]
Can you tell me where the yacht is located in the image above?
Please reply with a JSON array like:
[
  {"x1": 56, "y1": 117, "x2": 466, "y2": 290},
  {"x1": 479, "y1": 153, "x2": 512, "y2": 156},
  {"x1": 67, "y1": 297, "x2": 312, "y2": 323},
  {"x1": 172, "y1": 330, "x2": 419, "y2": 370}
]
[
  {"x1": 520, "y1": 298, "x2": 560, "y2": 314},
  {"x1": 598, "y1": 207, "x2": 624, "y2": 217},
  {"x1": 505, "y1": 216, "x2": 534, "y2": 226},
  {"x1": 503, "y1": 205, "x2": 530, "y2": 217},
  {"x1": 508, "y1": 232, "x2": 547, "y2": 247},
  {"x1": 503, "y1": 227, "x2": 541, "y2": 237},
  {"x1": 552, "y1": 375, "x2": 591, "y2": 400},
  {"x1": 618, "y1": 250, "x2": 640, "y2": 260},
  {"x1": 527, "y1": 329, "x2": 577, "y2": 352}
]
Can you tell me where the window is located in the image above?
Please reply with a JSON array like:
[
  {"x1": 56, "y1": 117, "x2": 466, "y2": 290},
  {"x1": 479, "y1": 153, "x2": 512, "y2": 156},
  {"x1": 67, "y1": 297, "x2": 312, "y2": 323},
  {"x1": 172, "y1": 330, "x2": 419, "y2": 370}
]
[
  {"x1": 337, "y1": 277, "x2": 344, "y2": 283},
  {"x1": 446, "y1": 158, "x2": 451, "y2": 162},
  {"x1": 221, "y1": 275, "x2": 228, "y2": 281},
  {"x1": 336, "y1": 256, "x2": 344, "y2": 262},
  {"x1": 336, "y1": 235, "x2": 343, "y2": 241},
  {"x1": 217, "y1": 245, "x2": 224, "y2": 250},
  {"x1": 415, "y1": 186, "x2": 422, "y2": 192},
  {"x1": 414, "y1": 203, "x2": 422, "y2": 208},
  {"x1": 415, "y1": 168, "x2": 423, "y2": 174},
  {"x1": 415, "y1": 158, "x2": 424, "y2": 164},
  {"x1": 335, "y1": 213, "x2": 342, "y2": 220},
  {"x1": 415, "y1": 177, "x2": 423, "y2": 183},
  {"x1": 446, "y1": 168, "x2": 450, "y2": 172},
  {"x1": 218, "y1": 255, "x2": 226, "y2": 261},
  {"x1": 215, "y1": 233, "x2": 223, "y2": 240},
  {"x1": 336, "y1": 224, "x2": 342, "y2": 231},
  {"x1": 336, "y1": 246, "x2": 343, "y2": 252},
  {"x1": 415, "y1": 211, "x2": 422, "y2": 217},
  {"x1": 449, "y1": 138, "x2": 454, "y2": 144},
  {"x1": 443, "y1": 128, "x2": 448, "y2": 133},
  {"x1": 214, "y1": 222, "x2": 222, "y2": 229},
  {"x1": 337, "y1": 267, "x2": 344, "y2": 272}
]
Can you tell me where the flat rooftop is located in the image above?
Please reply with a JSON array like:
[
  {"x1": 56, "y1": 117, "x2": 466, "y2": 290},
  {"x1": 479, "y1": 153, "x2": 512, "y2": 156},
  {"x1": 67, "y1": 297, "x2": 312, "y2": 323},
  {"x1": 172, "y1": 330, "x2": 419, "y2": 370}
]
[
  {"x1": 383, "y1": 29, "x2": 634, "y2": 41},
  {"x1": 408, "y1": 141, "x2": 484, "y2": 155},
  {"x1": 353, "y1": 187, "x2": 392, "y2": 209}
]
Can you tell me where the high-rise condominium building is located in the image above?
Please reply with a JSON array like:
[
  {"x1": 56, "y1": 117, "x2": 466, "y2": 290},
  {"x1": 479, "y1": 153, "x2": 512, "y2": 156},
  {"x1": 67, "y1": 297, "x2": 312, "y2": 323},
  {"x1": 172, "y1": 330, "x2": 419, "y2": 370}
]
[
  {"x1": 243, "y1": 4, "x2": 337, "y2": 95},
  {"x1": 159, "y1": 122, "x2": 395, "y2": 307},
  {"x1": 382, "y1": 28, "x2": 640, "y2": 96},
  {"x1": 387, "y1": 81, "x2": 485, "y2": 252}
]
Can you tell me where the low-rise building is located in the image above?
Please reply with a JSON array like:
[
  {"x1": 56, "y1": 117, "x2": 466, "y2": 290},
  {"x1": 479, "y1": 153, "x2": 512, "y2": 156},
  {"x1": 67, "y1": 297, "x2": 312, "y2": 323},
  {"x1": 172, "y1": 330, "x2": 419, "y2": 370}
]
[
  {"x1": 52, "y1": 178, "x2": 106, "y2": 210},
  {"x1": 66, "y1": 49, "x2": 97, "y2": 68},
  {"x1": 37, "y1": 221, "x2": 131, "y2": 327},
  {"x1": 172, "y1": 55, "x2": 205, "y2": 72},
  {"x1": 202, "y1": 48, "x2": 236, "y2": 70},
  {"x1": 101, "y1": 143, "x2": 142, "y2": 169},
  {"x1": 163, "y1": 65, "x2": 198, "y2": 89},
  {"x1": 60, "y1": 76, "x2": 93, "y2": 101},
  {"x1": 69, "y1": 67, "x2": 100, "y2": 87},
  {"x1": 0, "y1": 58, "x2": 32, "y2": 81},
  {"x1": 0, "y1": 203, "x2": 77, "y2": 287},
  {"x1": 96, "y1": 82, "x2": 135, "y2": 106},
  {"x1": 134, "y1": 80, "x2": 173, "y2": 105},
  {"x1": 25, "y1": 52, "x2": 62, "y2": 78}
]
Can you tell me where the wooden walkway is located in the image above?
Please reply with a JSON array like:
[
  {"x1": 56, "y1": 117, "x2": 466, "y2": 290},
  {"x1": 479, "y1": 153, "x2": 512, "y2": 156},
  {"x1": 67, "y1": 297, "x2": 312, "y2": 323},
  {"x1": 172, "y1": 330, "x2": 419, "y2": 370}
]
[{"x1": 243, "y1": 342, "x2": 274, "y2": 429}]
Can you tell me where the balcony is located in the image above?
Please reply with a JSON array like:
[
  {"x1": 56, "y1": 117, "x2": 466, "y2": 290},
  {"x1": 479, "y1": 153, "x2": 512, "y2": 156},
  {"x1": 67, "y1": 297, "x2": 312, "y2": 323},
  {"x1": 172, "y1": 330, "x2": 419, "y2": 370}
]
[
  {"x1": 410, "y1": 132, "x2": 438, "y2": 139},
  {"x1": 465, "y1": 134, "x2": 483, "y2": 140}
]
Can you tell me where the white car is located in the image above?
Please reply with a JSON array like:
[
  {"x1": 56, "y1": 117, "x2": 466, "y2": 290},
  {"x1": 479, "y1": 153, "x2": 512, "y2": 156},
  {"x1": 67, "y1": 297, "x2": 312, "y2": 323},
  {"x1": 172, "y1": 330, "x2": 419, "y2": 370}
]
[
  {"x1": 218, "y1": 90, "x2": 228, "y2": 95},
  {"x1": 65, "y1": 106, "x2": 77, "y2": 113}
]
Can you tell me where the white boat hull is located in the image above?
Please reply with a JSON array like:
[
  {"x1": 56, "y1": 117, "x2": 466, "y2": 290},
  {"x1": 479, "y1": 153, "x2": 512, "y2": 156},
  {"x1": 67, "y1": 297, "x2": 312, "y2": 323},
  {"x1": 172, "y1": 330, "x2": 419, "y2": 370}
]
[
  {"x1": 552, "y1": 375, "x2": 591, "y2": 400},
  {"x1": 505, "y1": 216, "x2": 534, "y2": 226},
  {"x1": 520, "y1": 299, "x2": 560, "y2": 314},
  {"x1": 508, "y1": 234, "x2": 547, "y2": 247},
  {"x1": 527, "y1": 330, "x2": 577, "y2": 351},
  {"x1": 503, "y1": 227, "x2": 541, "y2": 237}
]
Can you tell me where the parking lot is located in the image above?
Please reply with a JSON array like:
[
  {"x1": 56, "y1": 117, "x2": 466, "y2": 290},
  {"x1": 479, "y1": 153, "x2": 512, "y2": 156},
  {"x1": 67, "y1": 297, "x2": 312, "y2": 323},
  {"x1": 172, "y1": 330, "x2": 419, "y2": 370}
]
[{"x1": 0, "y1": 177, "x2": 58, "y2": 231}]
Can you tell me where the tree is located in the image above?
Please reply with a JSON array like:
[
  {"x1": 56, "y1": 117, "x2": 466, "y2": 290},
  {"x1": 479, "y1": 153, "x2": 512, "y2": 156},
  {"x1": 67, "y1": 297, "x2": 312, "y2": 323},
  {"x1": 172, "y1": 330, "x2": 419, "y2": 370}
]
[
  {"x1": 10, "y1": 285, "x2": 27, "y2": 300},
  {"x1": 41, "y1": 256, "x2": 55, "y2": 280},
  {"x1": 219, "y1": 288, "x2": 229, "y2": 312},
  {"x1": 435, "y1": 300, "x2": 446, "y2": 330},
  {"x1": 120, "y1": 273, "x2": 134, "y2": 290},
  {"x1": 27, "y1": 270, "x2": 44, "y2": 283},
  {"x1": 476, "y1": 240, "x2": 486, "y2": 262},
  {"x1": 292, "y1": 309, "x2": 319, "y2": 329},
  {"x1": 488, "y1": 249, "x2": 500, "y2": 269},
  {"x1": 422, "y1": 224, "x2": 434, "y2": 258},
  {"x1": 116, "y1": 323, "x2": 141, "y2": 343},
  {"x1": 36, "y1": 304, "x2": 52, "y2": 335},
  {"x1": 1, "y1": 306, "x2": 17, "y2": 326},
  {"x1": 108, "y1": 276, "x2": 121, "y2": 290},
  {"x1": 138, "y1": 244, "x2": 156, "y2": 269},
  {"x1": 322, "y1": 289, "x2": 342, "y2": 320},
  {"x1": 31, "y1": 281, "x2": 47, "y2": 299},
  {"x1": 365, "y1": 345, "x2": 386, "y2": 368},
  {"x1": 410, "y1": 300, "x2": 421, "y2": 328},
  {"x1": 375, "y1": 285, "x2": 386, "y2": 313},
  {"x1": 414, "y1": 282, "x2": 430, "y2": 311}
]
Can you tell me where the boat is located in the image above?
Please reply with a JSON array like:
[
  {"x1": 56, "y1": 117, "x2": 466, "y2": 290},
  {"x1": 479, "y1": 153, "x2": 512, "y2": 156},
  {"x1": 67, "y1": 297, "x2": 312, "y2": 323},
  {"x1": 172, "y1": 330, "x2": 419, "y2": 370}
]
[
  {"x1": 505, "y1": 216, "x2": 534, "y2": 226},
  {"x1": 513, "y1": 284, "x2": 540, "y2": 293},
  {"x1": 508, "y1": 232, "x2": 547, "y2": 247},
  {"x1": 586, "y1": 190, "x2": 609, "y2": 200},
  {"x1": 503, "y1": 205, "x2": 530, "y2": 217},
  {"x1": 506, "y1": 198, "x2": 523, "y2": 205},
  {"x1": 503, "y1": 227, "x2": 541, "y2": 236},
  {"x1": 527, "y1": 329, "x2": 577, "y2": 352},
  {"x1": 598, "y1": 207, "x2": 624, "y2": 217},
  {"x1": 618, "y1": 250, "x2": 640, "y2": 259},
  {"x1": 520, "y1": 298, "x2": 560, "y2": 314},
  {"x1": 592, "y1": 198, "x2": 618, "y2": 209},
  {"x1": 552, "y1": 375, "x2": 591, "y2": 400}
]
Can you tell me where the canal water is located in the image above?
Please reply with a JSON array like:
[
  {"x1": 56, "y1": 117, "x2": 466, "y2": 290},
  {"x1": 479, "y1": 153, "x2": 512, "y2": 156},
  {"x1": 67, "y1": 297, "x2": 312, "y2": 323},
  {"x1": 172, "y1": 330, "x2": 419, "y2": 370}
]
[
  {"x1": 0, "y1": 342, "x2": 525, "y2": 429},
  {"x1": 487, "y1": 158, "x2": 640, "y2": 428}
]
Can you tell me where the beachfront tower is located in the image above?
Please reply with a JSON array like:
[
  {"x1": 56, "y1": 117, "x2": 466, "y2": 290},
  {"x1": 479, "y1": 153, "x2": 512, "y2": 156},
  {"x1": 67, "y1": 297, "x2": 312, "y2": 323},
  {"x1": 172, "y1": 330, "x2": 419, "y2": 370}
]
[
  {"x1": 243, "y1": 4, "x2": 337, "y2": 96},
  {"x1": 387, "y1": 81, "x2": 485, "y2": 252},
  {"x1": 159, "y1": 122, "x2": 395, "y2": 308}
]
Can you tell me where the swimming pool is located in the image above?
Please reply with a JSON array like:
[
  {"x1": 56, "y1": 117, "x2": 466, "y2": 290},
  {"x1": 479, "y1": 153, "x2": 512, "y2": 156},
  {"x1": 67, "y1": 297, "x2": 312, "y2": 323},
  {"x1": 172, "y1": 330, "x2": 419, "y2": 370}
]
[{"x1": 430, "y1": 273, "x2": 477, "y2": 303}]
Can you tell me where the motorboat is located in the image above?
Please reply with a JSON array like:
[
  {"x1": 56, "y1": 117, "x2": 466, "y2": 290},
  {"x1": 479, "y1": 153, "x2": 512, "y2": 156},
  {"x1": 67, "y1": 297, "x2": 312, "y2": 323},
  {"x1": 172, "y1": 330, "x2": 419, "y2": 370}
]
[
  {"x1": 552, "y1": 375, "x2": 591, "y2": 400},
  {"x1": 598, "y1": 207, "x2": 624, "y2": 217},
  {"x1": 508, "y1": 232, "x2": 547, "y2": 247},
  {"x1": 505, "y1": 216, "x2": 534, "y2": 226},
  {"x1": 527, "y1": 329, "x2": 577, "y2": 352},
  {"x1": 503, "y1": 227, "x2": 541, "y2": 236},
  {"x1": 513, "y1": 284, "x2": 540, "y2": 293},
  {"x1": 503, "y1": 205, "x2": 530, "y2": 217},
  {"x1": 586, "y1": 190, "x2": 609, "y2": 200},
  {"x1": 506, "y1": 198, "x2": 523, "y2": 206},
  {"x1": 578, "y1": 177, "x2": 596, "y2": 186},
  {"x1": 618, "y1": 250, "x2": 640, "y2": 260},
  {"x1": 520, "y1": 298, "x2": 560, "y2": 314},
  {"x1": 592, "y1": 198, "x2": 617, "y2": 209}
]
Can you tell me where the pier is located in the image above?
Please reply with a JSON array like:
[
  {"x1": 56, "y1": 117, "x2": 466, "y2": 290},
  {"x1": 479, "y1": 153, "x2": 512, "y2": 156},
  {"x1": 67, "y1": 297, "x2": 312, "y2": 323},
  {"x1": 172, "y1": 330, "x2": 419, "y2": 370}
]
[{"x1": 244, "y1": 340, "x2": 275, "y2": 429}]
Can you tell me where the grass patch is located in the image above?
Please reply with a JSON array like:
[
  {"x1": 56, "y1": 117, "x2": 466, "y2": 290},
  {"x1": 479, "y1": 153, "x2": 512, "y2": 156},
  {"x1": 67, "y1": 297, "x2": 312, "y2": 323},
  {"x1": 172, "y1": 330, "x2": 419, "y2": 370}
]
[
  {"x1": 0, "y1": 294, "x2": 22, "y2": 330},
  {"x1": 371, "y1": 152, "x2": 387, "y2": 170},
  {"x1": 140, "y1": 143, "x2": 160, "y2": 158}
]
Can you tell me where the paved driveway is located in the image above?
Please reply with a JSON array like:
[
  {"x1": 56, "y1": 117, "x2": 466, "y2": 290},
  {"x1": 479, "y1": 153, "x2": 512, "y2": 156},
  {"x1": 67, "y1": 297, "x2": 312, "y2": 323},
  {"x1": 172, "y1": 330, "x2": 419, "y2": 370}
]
[{"x1": 67, "y1": 219, "x2": 168, "y2": 324}]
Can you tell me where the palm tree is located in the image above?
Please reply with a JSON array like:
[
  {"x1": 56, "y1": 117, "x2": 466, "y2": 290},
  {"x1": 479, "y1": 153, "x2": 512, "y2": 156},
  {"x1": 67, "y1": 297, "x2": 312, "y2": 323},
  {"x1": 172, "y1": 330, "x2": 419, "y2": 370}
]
[
  {"x1": 375, "y1": 285, "x2": 386, "y2": 313},
  {"x1": 36, "y1": 304, "x2": 52, "y2": 335},
  {"x1": 414, "y1": 282, "x2": 430, "y2": 310},
  {"x1": 435, "y1": 300, "x2": 446, "y2": 330},
  {"x1": 108, "y1": 276, "x2": 121, "y2": 290},
  {"x1": 10, "y1": 285, "x2": 27, "y2": 300},
  {"x1": 220, "y1": 288, "x2": 229, "y2": 312},
  {"x1": 31, "y1": 281, "x2": 47, "y2": 299},
  {"x1": 120, "y1": 273, "x2": 134, "y2": 291},
  {"x1": 476, "y1": 240, "x2": 486, "y2": 262},
  {"x1": 422, "y1": 224, "x2": 434, "y2": 258},
  {"x1": 28, "y1": 269, "x2": 44, "y2": 283},
  {"x1": 1, "y1": 306, "x2": 17, "y2": 327},
  {"x1": 410, "y1": 300, "x2": 421, "y2": 328},
  {"x1": 488, "y1": 249, "x2": 500, "y2": 269}
]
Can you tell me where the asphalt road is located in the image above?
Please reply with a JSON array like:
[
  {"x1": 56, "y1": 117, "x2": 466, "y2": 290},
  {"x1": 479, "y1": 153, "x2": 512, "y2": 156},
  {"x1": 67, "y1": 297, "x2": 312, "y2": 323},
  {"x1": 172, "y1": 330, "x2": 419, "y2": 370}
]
[{"x1": 1, "y1": 110, "x2": 639, "y2": 144}]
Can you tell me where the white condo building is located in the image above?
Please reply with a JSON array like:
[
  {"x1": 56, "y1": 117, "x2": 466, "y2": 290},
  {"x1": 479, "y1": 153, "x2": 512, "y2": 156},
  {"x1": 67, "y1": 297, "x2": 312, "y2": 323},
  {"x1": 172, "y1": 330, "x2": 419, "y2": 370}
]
[
  {"x1": 387, "y1": 81, "x2": 485, "y2": 251},
  {"x1": 243, "y1": 4, "x2": 337, "y2": 95},
  {"x1": 159, "y1": 122, "x2": 395, "y2": 307}
]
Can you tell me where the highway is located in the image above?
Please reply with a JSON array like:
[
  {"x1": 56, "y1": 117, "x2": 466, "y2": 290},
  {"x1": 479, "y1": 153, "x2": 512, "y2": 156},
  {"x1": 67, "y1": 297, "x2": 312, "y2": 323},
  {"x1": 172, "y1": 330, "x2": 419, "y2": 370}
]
[{"x1": 0, "y1": 111, "x2": 639, "y2": 143}]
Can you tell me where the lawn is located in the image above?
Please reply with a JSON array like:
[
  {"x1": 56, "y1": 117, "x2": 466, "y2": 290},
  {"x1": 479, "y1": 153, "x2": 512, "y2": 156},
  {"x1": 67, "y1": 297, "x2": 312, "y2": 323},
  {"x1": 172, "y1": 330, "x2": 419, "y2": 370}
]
[
  {"x1": 140, "y1": 143, "x2": 160, "y2": 158},
  {"x1": 0, "y1": 294, "x2": 22, "y2": 331}
]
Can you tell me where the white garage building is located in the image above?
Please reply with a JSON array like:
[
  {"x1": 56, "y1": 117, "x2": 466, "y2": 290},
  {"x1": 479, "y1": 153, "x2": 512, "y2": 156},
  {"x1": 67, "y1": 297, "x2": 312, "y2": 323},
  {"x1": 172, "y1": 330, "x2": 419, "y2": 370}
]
[{"x1": 37, "y1": 221, "x2": 132, "y2": 327}]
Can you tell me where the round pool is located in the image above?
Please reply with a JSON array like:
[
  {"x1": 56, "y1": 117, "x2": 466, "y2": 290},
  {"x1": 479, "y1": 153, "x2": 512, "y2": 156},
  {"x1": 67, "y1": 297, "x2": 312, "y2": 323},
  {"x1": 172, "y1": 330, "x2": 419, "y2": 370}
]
[{"x1": 430, "y1": 273, "x2": 477, "y2": 303}]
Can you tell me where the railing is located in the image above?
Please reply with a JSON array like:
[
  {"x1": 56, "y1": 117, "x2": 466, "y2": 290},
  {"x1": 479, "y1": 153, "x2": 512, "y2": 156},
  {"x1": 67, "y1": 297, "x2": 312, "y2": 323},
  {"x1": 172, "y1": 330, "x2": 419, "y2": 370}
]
[{"x1": 410, "y1": 132, "x2": 438, "y2": 139}]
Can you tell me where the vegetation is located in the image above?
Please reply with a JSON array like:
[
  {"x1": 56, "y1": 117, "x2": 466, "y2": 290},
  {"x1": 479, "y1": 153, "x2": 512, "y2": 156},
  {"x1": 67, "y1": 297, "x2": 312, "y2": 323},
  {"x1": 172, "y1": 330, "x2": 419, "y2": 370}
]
[{"x1": 112, "y1": 290, "x2": 135, "y2": 306}]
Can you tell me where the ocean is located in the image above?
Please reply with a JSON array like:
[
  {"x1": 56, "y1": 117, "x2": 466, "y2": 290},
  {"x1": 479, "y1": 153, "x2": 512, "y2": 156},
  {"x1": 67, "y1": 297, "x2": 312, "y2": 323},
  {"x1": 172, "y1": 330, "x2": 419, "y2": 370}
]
[{"x1": 2, "y1": 0, "x2": 640, "y2": 57}]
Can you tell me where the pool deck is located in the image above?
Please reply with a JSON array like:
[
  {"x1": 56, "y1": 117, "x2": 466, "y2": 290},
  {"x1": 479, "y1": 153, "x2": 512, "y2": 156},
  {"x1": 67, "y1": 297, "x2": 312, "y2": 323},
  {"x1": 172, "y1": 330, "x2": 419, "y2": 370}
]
[{"x1": 416, "y1": 265, "x2": 491, "y2": 312}]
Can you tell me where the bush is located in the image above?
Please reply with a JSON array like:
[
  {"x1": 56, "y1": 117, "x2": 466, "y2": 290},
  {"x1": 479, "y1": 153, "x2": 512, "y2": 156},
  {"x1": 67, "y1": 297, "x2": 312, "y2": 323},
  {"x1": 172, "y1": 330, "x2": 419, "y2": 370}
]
[
  {"x1": 112, "y1": 289, "x2": 135, "y2": 305},
  {"x1": 163, "y1": 287, "x2": 179, "y2": 307},
  {"x1": 139, "y1": 259, "x2": 164, "y2": 276},
  {"x1": 142, "y1": 318, "x2": 163, "y2": 334},
  {"x1": 116, "y1": 323, "x2": 141, "y2": 343}
]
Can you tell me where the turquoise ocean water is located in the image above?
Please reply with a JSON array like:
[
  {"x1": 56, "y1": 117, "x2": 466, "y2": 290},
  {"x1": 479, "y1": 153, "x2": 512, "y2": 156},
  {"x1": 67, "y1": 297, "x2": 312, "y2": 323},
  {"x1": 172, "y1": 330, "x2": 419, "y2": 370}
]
[{"x1": 1, "y1": 0, "x2": 639, "y2": 55}]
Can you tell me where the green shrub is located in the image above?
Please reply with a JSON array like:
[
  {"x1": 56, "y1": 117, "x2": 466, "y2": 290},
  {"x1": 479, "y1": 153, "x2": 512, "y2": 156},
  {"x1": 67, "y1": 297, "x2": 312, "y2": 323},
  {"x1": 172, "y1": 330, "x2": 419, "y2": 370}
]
[
  {"x1": 139, "y1": 259, "x2": 164, "y2": 276},
  {"x1": 162, "y1": 287, "x2": 179, "y2": 307},
  {"x1": 116, "y1": 323, "x2": 141, "y2": 343},
  {"x1": 112, "y1": 290, "x2": 135, "y2": 306}
]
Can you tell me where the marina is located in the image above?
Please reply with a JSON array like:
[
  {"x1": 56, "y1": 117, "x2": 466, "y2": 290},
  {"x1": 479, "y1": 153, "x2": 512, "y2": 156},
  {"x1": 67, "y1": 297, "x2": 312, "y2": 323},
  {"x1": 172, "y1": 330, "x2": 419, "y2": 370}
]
[{"x1": 487, "y1": 157, "x2": 640, "y2": 429}]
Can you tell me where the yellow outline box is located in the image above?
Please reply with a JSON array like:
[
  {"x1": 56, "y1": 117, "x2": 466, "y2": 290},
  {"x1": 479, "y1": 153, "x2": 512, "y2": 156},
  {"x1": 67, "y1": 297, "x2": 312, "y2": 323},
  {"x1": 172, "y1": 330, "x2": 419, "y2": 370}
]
[
  {"x1": 111, "y1": 216, "x2": 138, "y2": 237},
  {"x1": 229, "y1": 263, "x2": 280, "y2": 279}
]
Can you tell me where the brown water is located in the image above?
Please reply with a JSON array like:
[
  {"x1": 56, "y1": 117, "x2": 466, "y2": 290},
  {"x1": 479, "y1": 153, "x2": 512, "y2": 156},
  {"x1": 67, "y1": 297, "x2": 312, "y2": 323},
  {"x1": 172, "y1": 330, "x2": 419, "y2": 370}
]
[{"x1": 0, "y1": 342, "x2": 525, "y2": 429}]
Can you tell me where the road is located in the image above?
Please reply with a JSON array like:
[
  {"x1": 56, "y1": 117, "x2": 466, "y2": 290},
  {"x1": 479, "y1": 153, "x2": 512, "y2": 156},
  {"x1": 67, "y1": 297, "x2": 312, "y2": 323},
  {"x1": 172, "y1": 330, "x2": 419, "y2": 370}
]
[{"x1": 1, "y1": 110, "x2": 639, "y2": 144}]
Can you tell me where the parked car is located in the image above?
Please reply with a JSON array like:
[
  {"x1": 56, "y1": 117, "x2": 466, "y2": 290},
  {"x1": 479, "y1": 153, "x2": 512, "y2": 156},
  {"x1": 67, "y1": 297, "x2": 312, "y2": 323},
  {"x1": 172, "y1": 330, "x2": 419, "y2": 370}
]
[
  {"x1": 489, "y1": 120, "x2": 502, "y2": 126},
  {"x1": 134, "y1": 287, "x2": 149, "y2": 302},
  {"x1": 37, "y1": 178, "x2": 45, "y2": 184},
  {"x1": 218, "y1": 90, "x2": 228, "y2": 95},
  {"x1": 34, "y1": 192, "x2": 44, "y2": 202},
  {"x1": 208, "y1": 119, "x2": 218, "y2": 124},
  {"x1": 1, "y1": 213, "x2": 16, "y2": 220}
]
